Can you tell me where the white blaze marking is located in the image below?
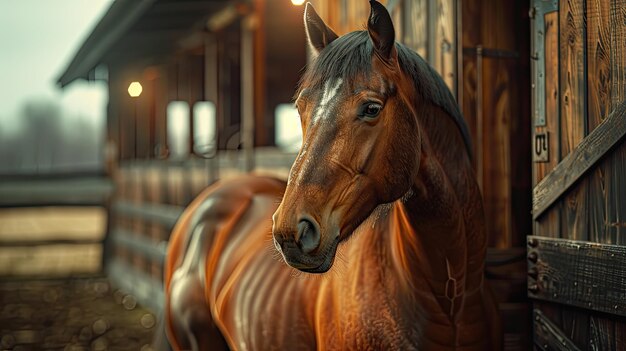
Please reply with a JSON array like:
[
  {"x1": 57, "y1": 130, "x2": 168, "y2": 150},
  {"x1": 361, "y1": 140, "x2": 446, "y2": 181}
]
[{"x1": 313, "y1": 78, "x2": 343, "y2": 123}]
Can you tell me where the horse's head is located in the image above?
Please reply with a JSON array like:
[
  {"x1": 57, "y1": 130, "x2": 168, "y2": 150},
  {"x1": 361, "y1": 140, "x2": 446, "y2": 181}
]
[{"x1": 272, "y1": 1, "x2": 420, "y2": 273}]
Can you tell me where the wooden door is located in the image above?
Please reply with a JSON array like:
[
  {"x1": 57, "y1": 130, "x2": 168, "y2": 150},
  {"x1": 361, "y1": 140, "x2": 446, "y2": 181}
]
[{"x1": 529, "y1": 0, "x2": 626, "y2": 349}]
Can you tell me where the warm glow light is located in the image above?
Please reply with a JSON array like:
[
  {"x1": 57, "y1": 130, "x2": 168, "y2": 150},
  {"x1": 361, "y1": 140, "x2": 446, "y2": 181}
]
[
  {"x1": 291, "y1": 0, "x2": 305, "y2": 5},
  {"x1": 128, "y1": 81, "x2": 143, "y2": 97}
]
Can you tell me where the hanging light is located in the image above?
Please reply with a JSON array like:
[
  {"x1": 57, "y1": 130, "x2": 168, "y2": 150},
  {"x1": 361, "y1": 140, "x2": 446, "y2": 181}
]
[
  {"x1": 128, "y1": 81, "x2": 143, "y2": 97},
  {"x1": 291, "y1": 0, "x2": 305, "y2": 5}
]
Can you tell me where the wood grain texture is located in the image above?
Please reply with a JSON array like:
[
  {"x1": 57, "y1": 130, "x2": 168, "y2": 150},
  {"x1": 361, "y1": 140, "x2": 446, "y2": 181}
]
[
  {"x1": 462, "y1": 0, "x2": 529, "y2": 248},
  {"x1": 587, "y1": 0, "x2": 612, "y2": 245},
  {"x1": 559, "y1": 305, "x2": 589, "y2": 348},
  {"x1": 534, "y1": 11, "x2": 561, "y2": 239},
  {"x1": 482, "y1": 55, "x2": 513, "y2": 248},
  {"x1": 461, "y1": 0, "x2": 480, "y2": 163},
  {"x1": 615, "y1": 321, "x2": 626, "y2": 350},
  {"x1": 559, "y1": 0, "x2": 588, "y2": 241},
  {"x1": 532, "y1": 101, "x2": 626, "y2": 220},
  {"x1": 433, "y1": 0, "x2": 456, "y2": 91},
  {"x1": 609, "y1": 0, "x2": 626, "y2": 243},
  {"x1": 527, "y1": 236, "x2": 626, "y2": 317},
  {"x1": 400, "y1": 0, "x2": 427, "y2": 58},
  {"x1": 533, "y1": 309, "x2": 582, "y2": 351},
  {"x1": 586, "y1": 1, "x2": 617, "y2": 344},
  {"x1": 589, "y1": 315, "x2": 616, "y2": 350}
]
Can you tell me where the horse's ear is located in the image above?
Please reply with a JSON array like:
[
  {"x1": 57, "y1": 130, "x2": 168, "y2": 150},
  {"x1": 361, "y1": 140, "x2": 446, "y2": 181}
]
[
  {"x1": 304, "y1": 2, "x2": 338, "y2": 58},
  {"x1": 367, "y1": 0, "x2": 397, "y2": 63}
]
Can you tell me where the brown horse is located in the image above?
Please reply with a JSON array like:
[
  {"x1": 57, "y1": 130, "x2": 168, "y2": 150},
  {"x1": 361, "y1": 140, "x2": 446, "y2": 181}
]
[{"x1": 161, "y1": 1, "x2": 501, "y2": 350}]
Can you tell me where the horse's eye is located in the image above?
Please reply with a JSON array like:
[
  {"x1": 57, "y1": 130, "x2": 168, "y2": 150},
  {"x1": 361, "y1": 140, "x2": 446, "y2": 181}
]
[{"x1": 360, "y1": 103, "x2": 383, "y2": 120}]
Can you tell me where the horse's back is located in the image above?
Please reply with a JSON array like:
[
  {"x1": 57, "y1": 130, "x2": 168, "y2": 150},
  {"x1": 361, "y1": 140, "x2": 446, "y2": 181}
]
[{"x1": 163, "y1": 175, "x2": 286, "y2": 350}]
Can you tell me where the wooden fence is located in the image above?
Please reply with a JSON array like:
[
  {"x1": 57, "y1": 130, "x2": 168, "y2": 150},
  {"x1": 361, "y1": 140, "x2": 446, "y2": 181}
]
[{"x1": 0, "y1": 174, "x2": 112, "y2": 278}]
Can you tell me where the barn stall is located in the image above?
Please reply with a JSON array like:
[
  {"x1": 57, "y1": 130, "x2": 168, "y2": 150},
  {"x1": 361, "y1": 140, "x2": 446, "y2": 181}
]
[{"x1": 1, "y1": 0, "x2": 625, "y2": 349}]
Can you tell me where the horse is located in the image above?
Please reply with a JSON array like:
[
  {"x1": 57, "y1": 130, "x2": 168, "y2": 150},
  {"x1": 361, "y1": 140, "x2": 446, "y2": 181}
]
[{"x1": 160, "y1": 1, "x2": 501, "y2": 350}]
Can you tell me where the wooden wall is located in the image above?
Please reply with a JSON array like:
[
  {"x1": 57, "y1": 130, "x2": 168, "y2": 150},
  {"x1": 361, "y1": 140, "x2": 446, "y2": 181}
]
[
  {"x1": 531, "y1": 0, "x2": 626, "y2": 348},
  {"x1": 463, "y1": 0, "x2": 531, "y2": 249}
]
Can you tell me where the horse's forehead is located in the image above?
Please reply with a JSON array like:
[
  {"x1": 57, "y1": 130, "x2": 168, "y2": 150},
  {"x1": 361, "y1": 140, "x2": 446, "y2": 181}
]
[
  {"x1": 311, "y1": 78, "x2": 344, "y2": 123},
  {"x1": 303, "y1": 72, "x2": 389, "y2": 100}
]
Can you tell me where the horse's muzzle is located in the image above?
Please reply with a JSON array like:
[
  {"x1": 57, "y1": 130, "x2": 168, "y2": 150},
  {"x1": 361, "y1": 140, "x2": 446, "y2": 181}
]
[{"x1": 273, "y1": 218, "x2": 338, "y2": 273}]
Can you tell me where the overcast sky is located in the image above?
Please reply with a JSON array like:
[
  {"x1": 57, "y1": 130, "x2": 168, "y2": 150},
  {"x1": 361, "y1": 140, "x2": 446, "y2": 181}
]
[{"x1": 0, "y1": 0, "x2": 113, "y2": 133}]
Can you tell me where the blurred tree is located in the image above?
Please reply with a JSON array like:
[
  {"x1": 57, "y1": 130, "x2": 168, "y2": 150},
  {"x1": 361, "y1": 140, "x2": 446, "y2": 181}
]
[{"x1": 0, "y1": 98, "x2": 102, "y2": 174}]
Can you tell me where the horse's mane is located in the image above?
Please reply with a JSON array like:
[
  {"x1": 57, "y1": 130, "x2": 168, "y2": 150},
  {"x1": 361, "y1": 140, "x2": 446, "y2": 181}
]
[{"x1": 298, "y1": 31, "x2": 473, "y2": 159}]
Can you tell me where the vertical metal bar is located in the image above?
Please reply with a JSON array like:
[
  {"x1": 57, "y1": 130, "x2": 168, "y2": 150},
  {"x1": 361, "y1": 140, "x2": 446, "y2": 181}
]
[{"x1": 476, "y1": 45, "x2": 483, "y2": 192}]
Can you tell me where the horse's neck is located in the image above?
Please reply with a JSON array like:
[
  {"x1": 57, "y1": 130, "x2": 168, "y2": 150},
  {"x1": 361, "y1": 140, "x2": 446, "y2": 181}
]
[{"x1": 385, "y1": 104, "x2": 486, "y2": 318}]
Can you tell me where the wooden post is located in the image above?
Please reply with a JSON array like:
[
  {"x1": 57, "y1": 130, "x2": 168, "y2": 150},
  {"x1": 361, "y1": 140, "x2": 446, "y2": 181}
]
[
  {"x1": 205, "y1": 34, "x2": 219, "y2": 182},
  {"x1": 475, "y1": 45, "x2": 483, "y2": 192},
  {"x1": 241, "y1": 14, "x2": 257, "y2": 172}
]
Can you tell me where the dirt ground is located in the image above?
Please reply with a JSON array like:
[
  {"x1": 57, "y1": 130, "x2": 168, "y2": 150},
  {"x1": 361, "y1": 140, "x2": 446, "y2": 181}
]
[{"x1": 0, "y1": 277, "x2": 156, "y2": 350}]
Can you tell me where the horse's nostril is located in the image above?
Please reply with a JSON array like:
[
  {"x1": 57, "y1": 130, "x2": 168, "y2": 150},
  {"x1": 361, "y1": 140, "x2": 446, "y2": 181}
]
[{"x1": 296, "y1": 218, "x2": 321, "y2": 254}]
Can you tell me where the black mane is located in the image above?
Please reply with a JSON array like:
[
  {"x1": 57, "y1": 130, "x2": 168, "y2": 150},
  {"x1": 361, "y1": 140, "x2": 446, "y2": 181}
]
[{"x1": 299, "y1": 31, "x2": 473, "y2": 159}]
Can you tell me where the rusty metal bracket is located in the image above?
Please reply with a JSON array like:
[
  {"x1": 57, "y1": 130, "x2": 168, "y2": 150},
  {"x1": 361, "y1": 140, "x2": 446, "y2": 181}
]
[{"x1": 531, "y1": 0, "x2": 558, "y2": 126}]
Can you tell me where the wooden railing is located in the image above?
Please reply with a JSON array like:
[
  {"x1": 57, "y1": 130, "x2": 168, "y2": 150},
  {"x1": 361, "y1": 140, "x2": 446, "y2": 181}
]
[
  {"x1": 0, "y1": 174, "x2": 113, "y2": 278},
  {"x1": 107, "y1": 148, "x2": 297, "y2": 312}
]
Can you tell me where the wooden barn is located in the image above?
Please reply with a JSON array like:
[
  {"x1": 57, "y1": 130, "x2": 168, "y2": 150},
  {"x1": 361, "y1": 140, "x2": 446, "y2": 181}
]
[{"x1": 0, "y1": 0, "x2": 624, "y2": 349}]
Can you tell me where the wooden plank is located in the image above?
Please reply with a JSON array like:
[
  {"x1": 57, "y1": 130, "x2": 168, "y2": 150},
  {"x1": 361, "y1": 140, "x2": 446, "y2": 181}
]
[
  {"x1": 616, "y1": 321, "x2": 626, "y2": 350},
  {"x1": 586, "y1": 0, "x2": 616, "y2": 344},
  {"x1": 110, "y1": 229, "x2": 167, "y2": 264},
  {"x1": 401, "y1": 0, "x2": 427, "y2": 58},
  {"x1": 559, "y1": 0, "x2": 587, "y2": 241},
  {"x1": 112, "y1": 201, "x2": 184, "y2": 229},
  {"x1": 611, "y1": 0, "x2": 626, "y2": 107},
  {"x1": 0, "y1": 207, "x2": 106, "y2": 242},
  {"x1": 609, "y1": 0, "x2": 626, "y2": 243},
  {"x1": 0, "y1": 244, "x2": 101, "y2": 276},
  {"x1": 432, "y1": 0, "x2": 456, "y2": 92},
  {"x1": 560, "y1": 305, "x2": 589, "y2": 348},
  {"x1": 589, "y1": 314, "x2": 616, "y2": 350},
  {"x1": 534, "y1": 10, "x2": 561, "y2": 239},
  {"x1": 131, "y1": 165, "x2": 146, "y2": 280},
  {"x1": 532, "y1": 101, "x2": 626, "y2": 220},
  {"x1": 0, "y1": 178, "x2": 112, "y2": 207},
  {"x1": 587, "y1": 0, "x2": 612, "y2": 244},
  {"x1": 527, "y1": 235, "x2": 626, "y2": 317},
  {"x1": 533, "y1": 309, "x2": 582, "y2": 351}
]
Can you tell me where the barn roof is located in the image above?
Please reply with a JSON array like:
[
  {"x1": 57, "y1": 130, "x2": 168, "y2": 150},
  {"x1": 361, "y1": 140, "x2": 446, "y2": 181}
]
[{"x1": 57, "y1": 0, "x2": 230, "y2": 87}]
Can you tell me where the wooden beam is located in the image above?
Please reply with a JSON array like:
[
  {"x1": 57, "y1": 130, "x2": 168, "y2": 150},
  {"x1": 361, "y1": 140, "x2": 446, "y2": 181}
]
[
  {"x1": 532, "y1": 101, "x2": 626, "y2": 219},
  {"x1": 533, "y1": 309, "x2": 581, "y2": 351},
  {"x1": 206, "y1": 4, "x2": 241, "y2": 32},
  {"x1": 0, "y1": 178, "x2": 112, "y2": 207},
  {"x1": 527, "y1": 235, "x2": 626, "y2": 317},
  {"x1": 112, "y1": 201, "x2": 184, "y2": 230},
  {"x1": 0, "y1": 239, "x2": 102, "y2": 247},
  {"x1": 110, "y1": 229, "x2": 167, "y2": 264}
]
